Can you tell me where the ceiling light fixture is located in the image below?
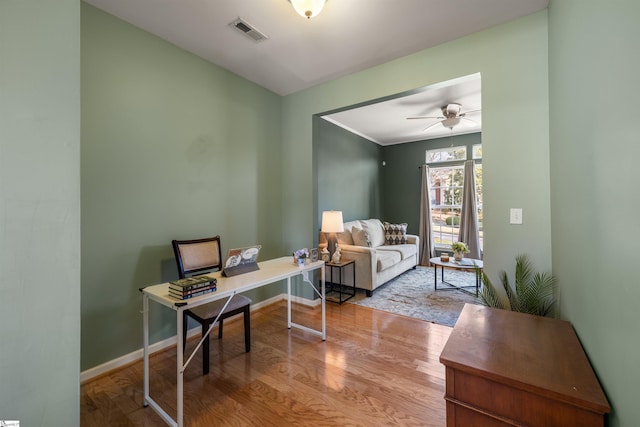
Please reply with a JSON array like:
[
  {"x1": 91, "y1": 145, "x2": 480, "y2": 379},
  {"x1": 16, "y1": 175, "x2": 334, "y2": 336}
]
[
  {"x1": 442, "y1": 117, "x2": 461, "y2": 130},
  {"x1": 289, "y1": 0, "x2": 326, "y2": 19}
]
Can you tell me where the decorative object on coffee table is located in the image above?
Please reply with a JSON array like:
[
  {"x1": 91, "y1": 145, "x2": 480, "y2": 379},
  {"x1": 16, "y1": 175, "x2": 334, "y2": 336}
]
[{"x1": 451, "y1": 242, "x2": 469, "y2": 261}]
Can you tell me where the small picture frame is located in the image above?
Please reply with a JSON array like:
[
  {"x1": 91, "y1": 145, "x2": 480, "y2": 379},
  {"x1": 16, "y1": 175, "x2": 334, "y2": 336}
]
[{"x1": 310, "y1": 248, "x2": 319, "y2": 262}]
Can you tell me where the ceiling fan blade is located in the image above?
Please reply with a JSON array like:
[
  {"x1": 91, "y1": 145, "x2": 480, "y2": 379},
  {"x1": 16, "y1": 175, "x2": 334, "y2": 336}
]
[
  {"x1": 406, "y1": 116, "x2": 442, "y2": 120},
  {"x1": 422, "y1": 121, "x2": 443, "y2": 132}
]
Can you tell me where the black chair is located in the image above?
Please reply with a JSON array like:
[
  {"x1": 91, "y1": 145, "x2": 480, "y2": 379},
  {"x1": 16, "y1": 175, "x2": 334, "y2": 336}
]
[{"x1": 172, "y1": 235, "x2": 251, "y2": 375}]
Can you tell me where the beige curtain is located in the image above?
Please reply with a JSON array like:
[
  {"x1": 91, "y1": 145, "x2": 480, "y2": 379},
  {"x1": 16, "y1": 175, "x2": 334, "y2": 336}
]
[
  {"x1": 458, "y1": 160, "x2": 481, "y2": 259},
  {"x1": 419, "y1": 165, "x2": 435, "y2": 264}
]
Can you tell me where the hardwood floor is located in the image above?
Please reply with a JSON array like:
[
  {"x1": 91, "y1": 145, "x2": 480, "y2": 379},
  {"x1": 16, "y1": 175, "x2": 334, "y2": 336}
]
[{"x1": 81, "y1": 300, "x2": 451, "y2": 426}]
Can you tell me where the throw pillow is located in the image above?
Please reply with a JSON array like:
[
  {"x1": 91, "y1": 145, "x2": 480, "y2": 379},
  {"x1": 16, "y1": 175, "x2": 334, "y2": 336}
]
[
  {"x1": 351, "y1": 227, "x2": 372, "y2": 247},
  {"x1": 383, "y1": 222, "x2": 408, "y2": 245}
]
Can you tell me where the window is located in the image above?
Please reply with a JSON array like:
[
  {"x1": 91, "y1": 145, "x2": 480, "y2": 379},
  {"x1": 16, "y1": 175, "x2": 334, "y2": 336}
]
[
  {"x1": 472, "y1": 144, "x2": 482, "y2": 159},
  {"x1": 427, "y1": 146, "x2": 466, "y2": 163},
  {"x1": 430, "y1": 166, "x2": 464, "y2": 247},
  {"x1": 427, "y1": 144, "x2": 483, "y2": 250}
]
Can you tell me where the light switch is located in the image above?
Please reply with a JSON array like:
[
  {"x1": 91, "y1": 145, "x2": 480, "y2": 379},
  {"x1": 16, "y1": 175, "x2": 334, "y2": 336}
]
[{"x1": 510, "y1": 208, "x2": 523, "y2": 225}]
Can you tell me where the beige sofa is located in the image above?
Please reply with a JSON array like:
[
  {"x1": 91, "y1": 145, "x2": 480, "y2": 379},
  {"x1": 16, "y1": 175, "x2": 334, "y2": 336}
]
[{"x1": 320, "y1": 218, "x2": 420, "y2": 296}]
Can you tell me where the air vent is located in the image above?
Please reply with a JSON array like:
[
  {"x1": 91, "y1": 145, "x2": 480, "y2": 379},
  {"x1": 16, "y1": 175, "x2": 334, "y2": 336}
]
[{"x1": 229, "y1": 18, "x2": 268, "y2": 42}]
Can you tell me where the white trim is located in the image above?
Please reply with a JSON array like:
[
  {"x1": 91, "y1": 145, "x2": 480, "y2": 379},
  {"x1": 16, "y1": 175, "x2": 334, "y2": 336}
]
[{"x1": 80, "y1": 293, "x2": 319, "y2": 383}]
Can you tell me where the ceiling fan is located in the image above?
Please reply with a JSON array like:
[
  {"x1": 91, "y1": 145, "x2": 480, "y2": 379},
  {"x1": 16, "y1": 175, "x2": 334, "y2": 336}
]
[{"x1": 406, "y1": 103, "x2": 480, "y2": 132}]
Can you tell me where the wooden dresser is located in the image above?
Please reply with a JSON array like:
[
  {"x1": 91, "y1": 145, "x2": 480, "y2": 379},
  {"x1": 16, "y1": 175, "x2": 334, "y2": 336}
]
[{"x1": 440, "y1": 304, "x2": 610, "y2": 426}]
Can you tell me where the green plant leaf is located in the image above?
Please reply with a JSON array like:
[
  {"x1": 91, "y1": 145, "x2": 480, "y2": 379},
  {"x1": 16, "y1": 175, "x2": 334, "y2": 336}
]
[
  {"x1": 475, "y1": 255, "x2": 556, "y2": 317},
  {"x1": 480, "y1": 271, "x2": 505, "y2": 310}
]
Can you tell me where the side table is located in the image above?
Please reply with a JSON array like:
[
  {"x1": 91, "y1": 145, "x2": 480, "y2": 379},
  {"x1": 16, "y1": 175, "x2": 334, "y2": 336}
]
[{"x1": 325, "y1": 259, "x2": 356, "y2": 304}]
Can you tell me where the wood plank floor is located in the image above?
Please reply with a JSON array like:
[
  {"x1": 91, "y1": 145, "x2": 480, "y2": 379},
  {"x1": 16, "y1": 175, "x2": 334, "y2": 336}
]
[{"x1": 81, "y1": 300, "x2": 451, "y2": 426}]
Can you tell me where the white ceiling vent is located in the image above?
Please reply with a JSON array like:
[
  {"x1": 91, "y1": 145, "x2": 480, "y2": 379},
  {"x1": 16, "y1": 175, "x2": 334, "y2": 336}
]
[{"x1": 229, "y1": 18, "x2": 268, "y2": 43}]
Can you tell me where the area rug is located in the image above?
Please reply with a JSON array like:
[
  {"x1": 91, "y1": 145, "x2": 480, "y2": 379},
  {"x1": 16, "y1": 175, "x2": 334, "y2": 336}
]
[{"x1": 351, "y1": 266, "x2": 482, "y2": 327}]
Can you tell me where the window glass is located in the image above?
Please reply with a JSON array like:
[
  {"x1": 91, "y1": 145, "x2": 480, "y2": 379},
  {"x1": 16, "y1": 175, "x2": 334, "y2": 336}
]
[
  {"x1": 472, "y1": 144, "x2": 482, "y2": 159},
  {"x1": 475, "y1": 164, "x2": 483, "y2": 249},
  {"x1": 426, "y1": 146, "x2": 466, "y2": 163},
  {"x1": 429, "y1": 166, "x2": 464, "y2": 248},
  {"x1": 426, "y1": 145, "x2": 483, "y2": 251}
]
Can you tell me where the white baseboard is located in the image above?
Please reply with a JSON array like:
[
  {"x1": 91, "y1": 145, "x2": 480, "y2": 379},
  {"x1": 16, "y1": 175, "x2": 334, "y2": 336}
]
[{"x1": 80, "y1": 293, "x2": 319, "y2": 383}]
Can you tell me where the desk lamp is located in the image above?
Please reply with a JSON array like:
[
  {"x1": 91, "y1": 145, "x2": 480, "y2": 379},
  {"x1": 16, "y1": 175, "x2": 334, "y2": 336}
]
[{"x1": 321, "y1": 210, "x2": 344, "y2": 260}]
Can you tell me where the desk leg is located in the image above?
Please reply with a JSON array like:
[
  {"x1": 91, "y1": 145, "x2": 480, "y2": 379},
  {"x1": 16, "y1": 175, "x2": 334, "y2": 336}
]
[
  {"x1": 142, "y1": 297, "x2": 179, "y2": 427},
  {"x1": 143, "y1": 295, "x2": 150, "y2": 407},
  {"x1": 321, "y1": 265, "x2": 326, "y2": 341},
  {"x1": 287, "y1": 276, "x2": 292, "y2": 329},
  {"x1": 177, "y1": 309, "x2": 184, "y2": 427}
]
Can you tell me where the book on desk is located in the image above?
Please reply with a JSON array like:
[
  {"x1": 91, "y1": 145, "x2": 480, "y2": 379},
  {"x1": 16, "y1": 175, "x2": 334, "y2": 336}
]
[{"x1": 168, "y1": 276, "x2": 217, "y2": 300}]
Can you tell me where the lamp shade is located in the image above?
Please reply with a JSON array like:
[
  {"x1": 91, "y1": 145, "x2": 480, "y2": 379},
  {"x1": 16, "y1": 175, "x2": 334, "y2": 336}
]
[
  {"x1": 290, "y1": 0, "x2": 326, "y2": 19},
  {"x1": 321, "y1": 211, "x2": 344, "y2": 233}
]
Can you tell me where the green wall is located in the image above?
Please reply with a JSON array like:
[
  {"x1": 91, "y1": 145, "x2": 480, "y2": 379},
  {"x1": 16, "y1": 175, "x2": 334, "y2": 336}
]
[
  {"x1": 382, "y1": 133, "x2": 481, "y2": 236},
  {"x1": 287, "y1": 10, "x2": 551, "y2": 285},
  {"x1": 81, "y1": 4, "x2": 284, "y2": 370},
  {"x1": 0, "y1": 1, "x2": 80, "y2": 425},
  {"x1": 549, "y1": 1, "x2": 640, "y2": 425},
  {"x1": 6, "y1": 1, "x2": 640, "y2": 424},
  {"x1": 315, "y1": 118, "x2": 383, "y2": 224}
]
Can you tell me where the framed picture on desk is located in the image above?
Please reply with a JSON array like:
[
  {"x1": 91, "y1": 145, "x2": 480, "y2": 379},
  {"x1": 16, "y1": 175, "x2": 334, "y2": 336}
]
[{"x1": 310, "y1": 248, "x2": 318, "y2": 262}]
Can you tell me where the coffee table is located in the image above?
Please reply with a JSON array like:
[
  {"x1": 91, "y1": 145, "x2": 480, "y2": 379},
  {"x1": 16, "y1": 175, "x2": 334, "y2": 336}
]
[{"x1": 429, "y1": 256, "x2": 483, "y2": 296}]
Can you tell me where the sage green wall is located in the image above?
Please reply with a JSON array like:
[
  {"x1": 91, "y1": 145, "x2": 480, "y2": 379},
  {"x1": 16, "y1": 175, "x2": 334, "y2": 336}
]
[
  {"x1": 285, "y1": 11, "x2": 551, "y2": 283},
  {"x1": 0, "y1": 1, "x2": 80, "y2": 425},
  {"x1": 81, "y1": 4, "x2": 283, "y2": 370},
  {"x1": 382, "y1": 133, "x2": 482, "y2": 235},
  {"x1": 315, "y1": 118, "x2": 383, "y2": 224},
  {"x1": 548, "y1": 1, "x2": 640, "y2": 425}
]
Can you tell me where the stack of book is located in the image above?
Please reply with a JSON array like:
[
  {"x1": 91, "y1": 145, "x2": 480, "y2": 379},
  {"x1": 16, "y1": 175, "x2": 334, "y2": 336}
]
[{"x1": 168, "y1": 276, "x2": 217, "y2": 300}]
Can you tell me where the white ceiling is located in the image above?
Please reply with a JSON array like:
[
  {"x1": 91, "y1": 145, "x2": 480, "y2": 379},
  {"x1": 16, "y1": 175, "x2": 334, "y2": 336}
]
[
  {"x1": 323, "y1": 73, "x2": 482, "y2": 145},
  {"x1": 83, "y1": 0, "x2": 548, "y2": 144}
]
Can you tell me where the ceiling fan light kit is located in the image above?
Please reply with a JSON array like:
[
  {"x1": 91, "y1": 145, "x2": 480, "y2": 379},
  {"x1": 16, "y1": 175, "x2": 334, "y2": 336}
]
[
  {"x1": 289, "y1": 0, "x2": 326, "y2": 19},
  {"x1": 442, "y1": 117, "x2": 461, "y2": 130},
  {"x1": 407, "y1": 102, "x2": 480, "y2": 133}
]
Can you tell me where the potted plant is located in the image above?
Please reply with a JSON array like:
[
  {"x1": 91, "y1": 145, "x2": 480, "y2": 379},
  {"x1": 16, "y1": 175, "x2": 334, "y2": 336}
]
[
  {"x1": 451, "y1": 242, "x2": 469, "y2": 261},
  {"x1": 479, "y1": 254, "x2": 556, "y2": 317},
  {"x1": 293, "y1": 248, "x2": 309, "y2": 266}
]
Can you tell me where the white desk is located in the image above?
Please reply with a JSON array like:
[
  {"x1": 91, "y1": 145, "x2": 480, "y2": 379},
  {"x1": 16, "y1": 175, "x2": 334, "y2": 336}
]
[{"x1": 141, "y1": 256, "x2": 326, "y2": 427}]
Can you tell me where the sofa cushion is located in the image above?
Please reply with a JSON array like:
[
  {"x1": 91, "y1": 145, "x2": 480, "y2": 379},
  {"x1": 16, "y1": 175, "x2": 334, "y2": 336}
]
[
  {"x1": 351, "y1": 227, "x2": 371, "y2": 247},
  {"x1": 361, "y1": 219, "x2": 386, "y2": 247},
  {"x1": 343, "y1": 220, "x2": 362, "y2": 232},
  {"x1": 376, "y1": 249, "x2": 402, "y2": 272},
  {"x1": 378, "y1": 244, "x2": 416, "y2": 261},
  {"x1": 336, "y1": 231, "x2": 354, "y2": 245},
  {"x1": 383, "y1": 222, "x2": 408, "y2": 245},
  {"x1": 335, "y1": 220, "x2": 361, "y2": 245}
]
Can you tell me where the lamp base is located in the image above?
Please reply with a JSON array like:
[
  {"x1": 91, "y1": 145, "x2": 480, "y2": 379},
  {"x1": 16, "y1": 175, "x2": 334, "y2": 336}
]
[{"x1": 326, "y1": 233, "x2": 338, "y2": 260}]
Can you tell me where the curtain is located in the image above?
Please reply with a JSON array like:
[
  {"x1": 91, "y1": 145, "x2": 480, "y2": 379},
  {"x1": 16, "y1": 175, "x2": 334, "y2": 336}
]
[
  {"x1": 458, "y1": 160, "x2": 481, "y2": 259},
  {"x1": 419, "y1": 165, "x2": 435, "y2": 264}
]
